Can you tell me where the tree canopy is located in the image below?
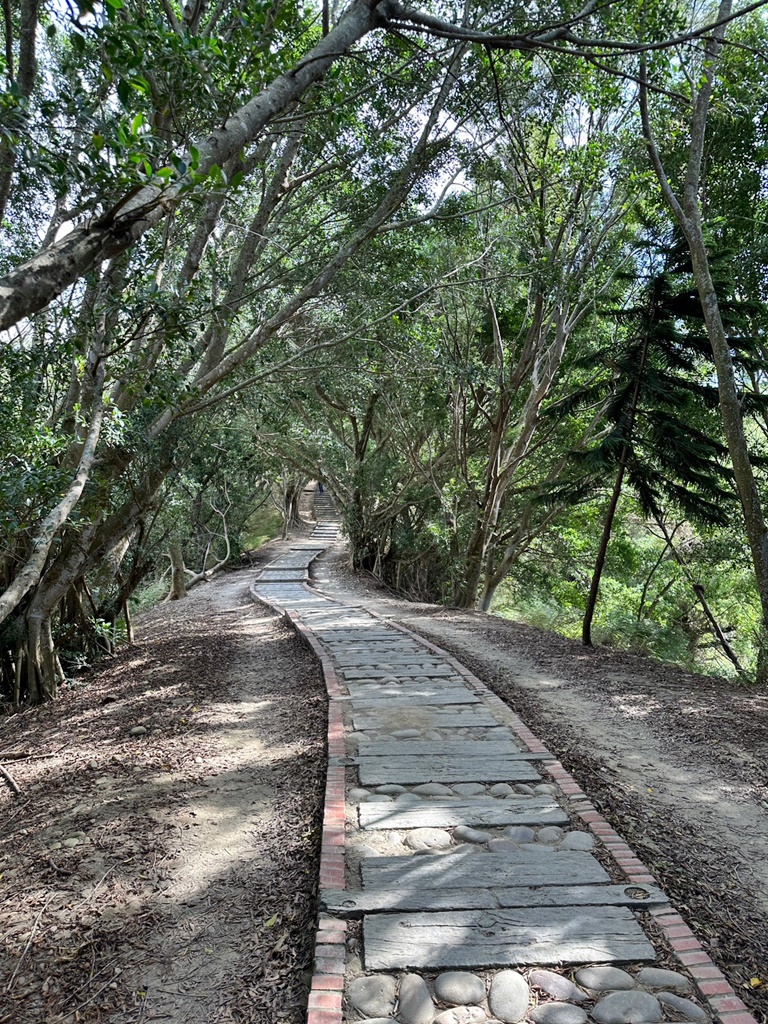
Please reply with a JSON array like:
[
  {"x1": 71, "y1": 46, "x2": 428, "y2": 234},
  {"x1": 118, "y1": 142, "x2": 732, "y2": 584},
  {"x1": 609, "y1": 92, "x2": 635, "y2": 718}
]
[{"x1": 4, "y1": 0, "x2": 768, "y2": 702}]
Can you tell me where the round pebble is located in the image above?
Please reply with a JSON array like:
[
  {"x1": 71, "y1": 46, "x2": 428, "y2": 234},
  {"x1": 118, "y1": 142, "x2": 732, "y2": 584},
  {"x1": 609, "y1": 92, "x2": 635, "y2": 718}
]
[
  {"x1": 399, "y1": 973, "x2": 435, "y2": 1024},
  {"x1": 534, "y1": 783, "x2": 558, "y2": 795},
  {"x1": 576, "y1": 967, "x2": 636, "y2": 991},
  {"x1": 405, "y1": 828, "x2": 453, "y2": 851},
  {"x1": 366, "y1": 793, "x2": 394, "y2": 802},
  {"x1": 413, "y1": 783, "x2": 454, "y2": 796},
  {"x1": 348, "y1": 975, "x2": 397, "y2": 1018},
  {"x1": 536, "y1": 826, "x2": 565, "y2": 844},
  {"x1": 503, "y1": 826, "x2": 535, "y2": 844},
  {"x1": 561, "y1": 832, "x2": 595, "y2": 851},
  {"x1": 453, "y1": 783, "x2": 487, "y2": 796},
  {"x1": 434, "y1": 971, "x2": 486, "y2": 1005},
  {"x1": 348, "y1": 788, "x2": 371, "y2": 802},
  {"x1": 376, "y1": 784, "x2": 408, "y2": 795},
  {"x1": 393, "y1": 729, "x2": 422, "y2": 738},
  {"x1": 488, "y1": 970, "x2": 529, "y2": 1023},
  {"x1": 129, "y1": 725, "x2": 147, "y2": 736},
  {"x1": 656, "y1": 993, "x2": 706, "y2": 1021},
  {"x1": 454, "y1": 825, "x2": 492, "y2": 844},
  {"x1": 490, "y1": 783, "x2": 515, "y2": 797},
  {"x1": 592, "y1": 991, "x2": 662, "y2": 1024},
  {"x1": 515, "y1": 784, "x2": 536, "y2": 794},
  {"x1": 530, "y1": 1003, "x2": 588, "y2": 1024},
  {"x1": 529, "y1": 970, "x2": 587, "y2": 1003},
  {"x1": 434, "y1": 1008, "x2": 487, "y2": 1024},
  {"x1": 395, "y1": 793, "x2": 424, "y2": 804},
  {"x1": 355, "y1": 844, "x2": 380, "y2": 859},
  {"x1": 635, "y1": 968, "x2": 692, "y2": 994}
]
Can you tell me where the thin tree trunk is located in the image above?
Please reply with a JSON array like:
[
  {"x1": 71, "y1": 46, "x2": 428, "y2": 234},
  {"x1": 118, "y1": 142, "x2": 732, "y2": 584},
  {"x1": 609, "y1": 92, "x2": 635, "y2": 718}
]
[
  {"x1": 0, "y1": 360, "x2": 105, "y2": 627},
  {"x1": 653, "y1": 516, "x2": 747, "y2": 679},
  {"x1": 0, "y1": 0, "x2": 39, "y2": 223},
  {"x1": 582, "y1": 460, "x2": 628, "y2": 647},
  {"x1": 583, "y1": 329, "x2": 651, "y2": 646}
]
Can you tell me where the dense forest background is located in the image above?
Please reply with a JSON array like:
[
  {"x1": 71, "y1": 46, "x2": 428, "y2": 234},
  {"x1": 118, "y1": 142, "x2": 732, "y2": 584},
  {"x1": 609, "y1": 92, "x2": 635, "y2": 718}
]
[{"x1": 3, "y1": 0, "x2": 768, "y2": 703}]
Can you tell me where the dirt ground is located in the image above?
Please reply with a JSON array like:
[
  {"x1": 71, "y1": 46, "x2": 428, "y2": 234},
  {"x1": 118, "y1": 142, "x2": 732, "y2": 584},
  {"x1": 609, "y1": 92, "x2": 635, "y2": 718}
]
[
  {"x1": 0, "y1": 569, "x2": 327, "y2": 1024},
  {"x1": 313, "y1": 544, "x2": 768, "y2": 1024},
  {"x1": 3, "y1": 534, "x2": 768, "y2": 1024}
]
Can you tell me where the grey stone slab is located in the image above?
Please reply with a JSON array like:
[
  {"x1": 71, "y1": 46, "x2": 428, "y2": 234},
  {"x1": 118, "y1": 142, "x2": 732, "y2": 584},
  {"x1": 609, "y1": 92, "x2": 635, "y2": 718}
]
[
  {"x1": 333, "y1": 643, "x2": 421, "y2": 651},
  {"x1": 494, "y1": 882, "x2": 667, "y2": 908},
  {"x1": 362, "y1": 906, "x2": 656, "y2": 970},
  {"x1": 322, "y1": 887, "x2": 498, "y2": 914},
  {"x1": 346, "y1": 681, "x2": 468, "y2": 695},
  {"x1": 321, "y1": 883, "x2": 667, "y2": 916},
  {"x1": 357, "y1": 740, "x2": 523, "y2": 756},
  {"x1": 362, "y1": 849, "x2": 608, "y2": 889},
  {"x1": 260, "y1": 567, "x2": 308, "y2": 576},
  {"x1": 352, "y1": 709, "x2": 499, "y2": 732},
  {"x1": 255, "y1": 578, "x2": 308, "y2": 584},
  {"x1": 357, "y1": 756, "x2": 540, "y2": 785},
  {"x1": 359, "y1": 797, "x2": 568, "y2": 830},
  {"x1": 349, "y1": 691, "x2": 481, "y2": 707}
]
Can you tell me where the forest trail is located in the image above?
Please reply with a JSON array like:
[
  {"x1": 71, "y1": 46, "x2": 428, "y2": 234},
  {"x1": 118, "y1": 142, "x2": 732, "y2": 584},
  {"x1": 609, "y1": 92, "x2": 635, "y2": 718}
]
[
  {"x1": 313, "y1": 548, "x2": 768, "y2": 1021},
  {"x1": 1, "y1": 494, "x2": 767, "y2": 1024},
  {"x1": 249, "y1": 499, "x2": 767, "y2": 1024}
]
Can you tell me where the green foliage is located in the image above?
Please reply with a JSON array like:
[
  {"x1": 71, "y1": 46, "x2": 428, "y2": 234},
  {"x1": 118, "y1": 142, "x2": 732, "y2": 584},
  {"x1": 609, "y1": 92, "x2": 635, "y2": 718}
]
[{"x1": 494, "y1": 497, "x2": 760, "y2": 678}]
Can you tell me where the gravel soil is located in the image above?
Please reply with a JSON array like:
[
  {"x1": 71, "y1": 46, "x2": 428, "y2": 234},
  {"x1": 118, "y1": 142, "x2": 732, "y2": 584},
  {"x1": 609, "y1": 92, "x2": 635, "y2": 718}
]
[
  {"x1": 0, "y1": 565, "x2": 326, "y2": 1024},
  {"x1": 313, "y1": 544, "x2": 768, "y2": 1024}
]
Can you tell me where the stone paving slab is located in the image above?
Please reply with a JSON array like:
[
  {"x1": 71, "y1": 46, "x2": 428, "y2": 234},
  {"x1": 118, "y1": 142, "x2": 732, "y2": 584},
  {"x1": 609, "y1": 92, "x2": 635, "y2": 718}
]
[
  {"x1": 352, "y1": 708, "x2": 500, "y2": 731},
  {"x1": 355, "y1": 739, "x2": 523, "y2": 755},
  {"x1": 361, "y1": 849, "x2": 609, "y2": 888},
  {"x1": 363, "y1": 906, "x2": 656, "y2": 970},
  {"x1": 356, "y1": 755, "x2": 541, "y2": 784},
  {"x1": 321, "y1": 882, "x2": 668, "y2": 916}
]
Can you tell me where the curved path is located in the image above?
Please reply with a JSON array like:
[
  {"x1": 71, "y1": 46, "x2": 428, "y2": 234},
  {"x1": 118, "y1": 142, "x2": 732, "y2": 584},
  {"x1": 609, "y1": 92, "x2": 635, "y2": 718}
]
[{"x1": 251, "y1": 490, "x2": 756, "y2": 1024}]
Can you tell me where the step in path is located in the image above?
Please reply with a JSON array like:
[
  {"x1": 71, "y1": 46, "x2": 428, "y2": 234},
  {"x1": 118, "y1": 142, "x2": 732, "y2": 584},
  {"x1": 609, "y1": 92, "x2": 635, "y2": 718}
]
[{"x1": 250, "y1": 490, "x2": 756, "y2": 1024}]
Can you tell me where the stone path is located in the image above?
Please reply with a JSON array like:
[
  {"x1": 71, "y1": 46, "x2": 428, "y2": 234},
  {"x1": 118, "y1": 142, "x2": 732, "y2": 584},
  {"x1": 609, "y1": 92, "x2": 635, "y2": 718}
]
[{"x1": 251, "y1": 489, "x2": 756, "y2": 1024}]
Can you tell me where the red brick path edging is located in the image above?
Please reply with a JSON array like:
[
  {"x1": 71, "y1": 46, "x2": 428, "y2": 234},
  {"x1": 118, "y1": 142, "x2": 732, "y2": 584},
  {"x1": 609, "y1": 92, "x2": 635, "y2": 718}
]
[{"x1": 248, "y1": 583, "x2": 347, "y2": 1024}]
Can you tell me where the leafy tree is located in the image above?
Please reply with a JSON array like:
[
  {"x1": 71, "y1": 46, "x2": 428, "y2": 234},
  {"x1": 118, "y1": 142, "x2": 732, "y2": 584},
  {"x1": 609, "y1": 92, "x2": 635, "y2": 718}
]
[{"x1": 551, "y1": 248, "x2": 744, "y2": 646}]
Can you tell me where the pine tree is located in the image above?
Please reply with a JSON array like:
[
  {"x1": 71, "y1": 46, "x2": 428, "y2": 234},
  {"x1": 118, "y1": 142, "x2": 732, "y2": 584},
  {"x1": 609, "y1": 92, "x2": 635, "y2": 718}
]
[{"x1": 548, "y1": 243, "x2": 761, "y2": 646}]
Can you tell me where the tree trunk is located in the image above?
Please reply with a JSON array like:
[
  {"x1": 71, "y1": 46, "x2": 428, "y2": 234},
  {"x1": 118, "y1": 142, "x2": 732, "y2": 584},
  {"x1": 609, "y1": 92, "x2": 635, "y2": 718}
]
[
  {"x1": 168, "y1": 543, "x2": 188, "y2": 600},
  {"x1": 581, "y1": 461, "x2": 627, "y2": 647},
  {"x1": 0, "y1": 0, "x2": 39, "y2": 223}
]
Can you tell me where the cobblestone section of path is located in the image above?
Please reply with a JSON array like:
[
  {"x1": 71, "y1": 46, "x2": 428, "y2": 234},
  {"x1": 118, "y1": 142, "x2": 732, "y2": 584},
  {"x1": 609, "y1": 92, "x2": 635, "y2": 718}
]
[{"x1": 251, "y1": 491, "x2": 758, "y2": 1024}]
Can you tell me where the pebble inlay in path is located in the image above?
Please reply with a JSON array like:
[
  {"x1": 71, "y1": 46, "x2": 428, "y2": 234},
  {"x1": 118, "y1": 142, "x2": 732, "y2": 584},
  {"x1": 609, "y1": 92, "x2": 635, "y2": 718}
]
[{"x1": 251, "y1": 489, "x2": 756, "y2": 1024}]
